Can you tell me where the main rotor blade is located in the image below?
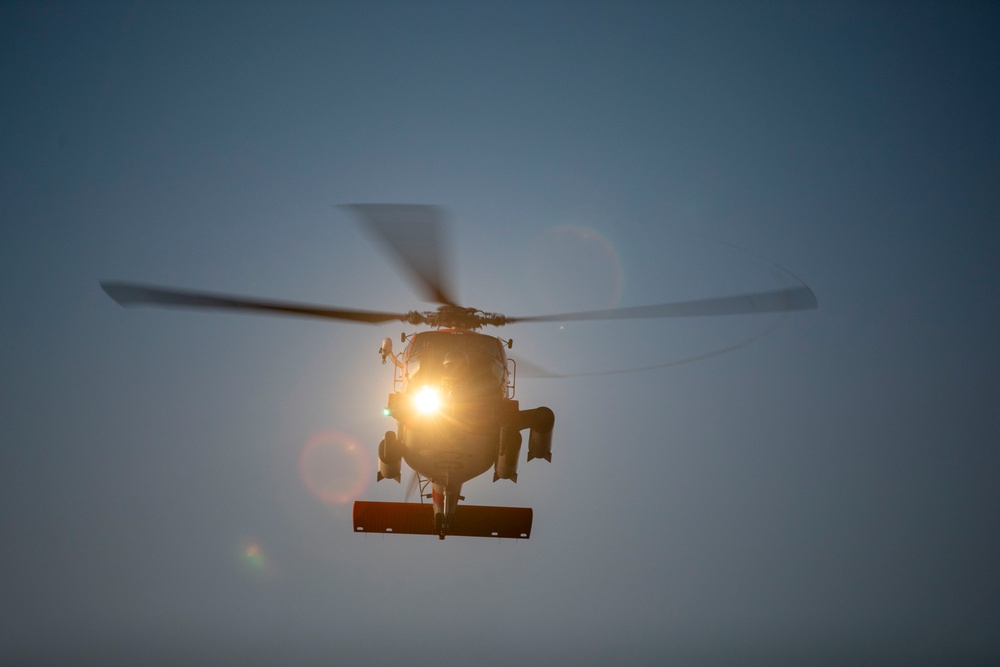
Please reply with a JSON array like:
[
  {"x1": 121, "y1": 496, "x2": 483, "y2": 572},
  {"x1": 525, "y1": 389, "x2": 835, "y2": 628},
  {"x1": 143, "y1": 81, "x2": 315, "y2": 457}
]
[
  {"x1": 510, "y1": 285, "x2": 817, "y2": 323},
  {"x1": 515, "y1": 316, "x2": 787, "y2": 378},
  {"x1": 343, "y1": 204, "x2": 458, "y2": 307},
  {"x1": 101, "y1": 282, "x2": 412, "y2": 324}
]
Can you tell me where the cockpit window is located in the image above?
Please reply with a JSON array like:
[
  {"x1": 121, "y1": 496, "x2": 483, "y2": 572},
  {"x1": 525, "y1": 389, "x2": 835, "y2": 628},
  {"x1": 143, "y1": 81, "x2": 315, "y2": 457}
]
[{"x1": 405, "y1": 332, "x2": 504, "y2": 393}]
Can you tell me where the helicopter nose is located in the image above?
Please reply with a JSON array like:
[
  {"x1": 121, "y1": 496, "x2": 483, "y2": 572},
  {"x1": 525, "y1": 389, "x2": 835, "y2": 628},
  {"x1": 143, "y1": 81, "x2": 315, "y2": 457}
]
[{"x1": 443, "y1": 351, "x2": 470, "y2": 375}]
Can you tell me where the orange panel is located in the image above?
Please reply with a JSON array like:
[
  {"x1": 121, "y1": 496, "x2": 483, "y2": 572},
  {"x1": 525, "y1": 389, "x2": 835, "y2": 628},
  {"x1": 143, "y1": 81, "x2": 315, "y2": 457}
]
[{"x1": 353, "y1": 501, "x2": 532, "y2": 539}]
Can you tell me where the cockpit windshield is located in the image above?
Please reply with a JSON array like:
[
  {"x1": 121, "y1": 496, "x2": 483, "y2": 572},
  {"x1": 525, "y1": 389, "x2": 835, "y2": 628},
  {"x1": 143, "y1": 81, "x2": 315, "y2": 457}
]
[{"x1": 404, "y1": 331, "x2": 505, "y2": 395}]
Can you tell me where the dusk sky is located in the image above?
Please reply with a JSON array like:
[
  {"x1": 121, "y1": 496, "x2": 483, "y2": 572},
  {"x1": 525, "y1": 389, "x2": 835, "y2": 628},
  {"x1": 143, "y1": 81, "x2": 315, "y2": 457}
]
[{"x1": 3, "y1": 2, "x2": 999, "y2": 664}]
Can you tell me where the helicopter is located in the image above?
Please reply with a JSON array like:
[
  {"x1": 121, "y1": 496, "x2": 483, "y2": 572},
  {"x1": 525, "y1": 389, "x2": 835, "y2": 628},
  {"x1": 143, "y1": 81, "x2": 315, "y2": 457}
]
[{"x1": 101, "y1": 204, "x2": 817, "y2": 540}]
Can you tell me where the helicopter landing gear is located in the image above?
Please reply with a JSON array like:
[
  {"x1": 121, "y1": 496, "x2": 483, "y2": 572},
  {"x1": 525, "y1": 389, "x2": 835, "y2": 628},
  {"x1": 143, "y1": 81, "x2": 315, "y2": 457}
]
[
  {"x1": 377, "y1": 430, "x2": 402, "y2": 482},
  {"x1": 434, "y1": 512, "x2": 449, "y2": 540}
]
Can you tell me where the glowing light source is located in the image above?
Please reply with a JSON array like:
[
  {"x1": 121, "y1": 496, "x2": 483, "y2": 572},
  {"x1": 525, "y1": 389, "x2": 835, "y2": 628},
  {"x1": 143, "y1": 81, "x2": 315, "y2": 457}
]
[{"x1": 413, "y1": 385, "x2": 442, "y2": 415}]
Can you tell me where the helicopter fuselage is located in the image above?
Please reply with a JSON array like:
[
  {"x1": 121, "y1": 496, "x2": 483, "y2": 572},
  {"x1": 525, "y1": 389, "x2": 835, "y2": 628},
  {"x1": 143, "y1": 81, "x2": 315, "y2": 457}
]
[{"x1": 373, "y1": 329, "x2": 552, "y2": 537}]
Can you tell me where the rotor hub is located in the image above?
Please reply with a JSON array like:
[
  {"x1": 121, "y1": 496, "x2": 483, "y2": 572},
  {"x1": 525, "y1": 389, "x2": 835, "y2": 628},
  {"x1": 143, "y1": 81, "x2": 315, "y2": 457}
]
[{"x1": 408, "y1": 305, "x2": 514, "y2": 330}]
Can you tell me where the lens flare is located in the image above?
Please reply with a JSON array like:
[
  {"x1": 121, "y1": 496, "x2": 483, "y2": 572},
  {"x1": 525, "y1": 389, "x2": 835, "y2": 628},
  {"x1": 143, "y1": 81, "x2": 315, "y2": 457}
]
[
  {"x1": 299, "y1": 431, "x2": 371, "y2": 505},
  {"x1": 522, "y1": 224, "x2": 624, "y2": 313},
  {"x1": 243, "y1": 542, "x2": 266, "y2": 569},
  {"x1": 237, "y1": 539, "x2": 277, "y2": 581}
]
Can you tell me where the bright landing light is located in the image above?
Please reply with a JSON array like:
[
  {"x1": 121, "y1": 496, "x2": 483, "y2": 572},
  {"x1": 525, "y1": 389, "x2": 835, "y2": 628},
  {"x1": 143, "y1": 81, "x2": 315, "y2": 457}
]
[{"x1": 414, "y1": 385, "x2": 442, "y2": 415}]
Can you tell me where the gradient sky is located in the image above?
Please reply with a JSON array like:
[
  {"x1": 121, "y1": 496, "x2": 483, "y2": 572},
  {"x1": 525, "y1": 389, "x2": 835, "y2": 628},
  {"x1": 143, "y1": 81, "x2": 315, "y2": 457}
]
[{"x1": 3, "y1": 2, "x2": 999, "y2": 665}]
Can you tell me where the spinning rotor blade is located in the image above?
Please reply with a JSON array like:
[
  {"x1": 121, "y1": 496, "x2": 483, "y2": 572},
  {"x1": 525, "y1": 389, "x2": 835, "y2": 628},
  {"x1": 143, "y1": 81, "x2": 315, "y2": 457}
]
[
  {"x1": 515, "y1": 315, "x2": 788, "y2": 378},
  {"x1": 343, "y1": 204, "x2": 458, "y2": 307},
  {"x1": 101, "y1": 282, "x2": 412, "y2": 324},
  {"x1": 510, "y1": 285, "x2": 817, "y2": 323}
]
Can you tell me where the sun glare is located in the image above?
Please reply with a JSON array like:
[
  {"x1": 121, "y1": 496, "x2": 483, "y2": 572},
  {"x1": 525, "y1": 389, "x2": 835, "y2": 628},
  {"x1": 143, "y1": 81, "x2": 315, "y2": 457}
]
[{"x1": 413, "y1": 386, "x2": 442, "y2": 415}]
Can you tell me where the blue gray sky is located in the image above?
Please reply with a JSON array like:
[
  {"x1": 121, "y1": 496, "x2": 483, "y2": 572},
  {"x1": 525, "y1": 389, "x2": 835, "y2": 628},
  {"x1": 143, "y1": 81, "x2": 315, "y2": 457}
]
[{"x1": 3, "y1": 2, "x2": 999, "y2": 664}]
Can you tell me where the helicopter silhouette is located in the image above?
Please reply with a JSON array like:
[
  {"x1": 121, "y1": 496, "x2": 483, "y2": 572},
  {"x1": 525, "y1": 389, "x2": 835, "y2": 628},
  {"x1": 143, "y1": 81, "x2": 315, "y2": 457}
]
[{"x1": 101, "y1": 205, "x2": 816, "y2": 540}]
